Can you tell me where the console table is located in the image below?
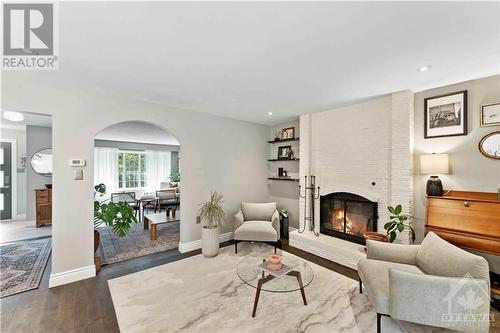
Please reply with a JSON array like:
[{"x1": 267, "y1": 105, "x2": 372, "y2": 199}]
[{"x1": 35, "y1": 189, "x2": 52, "y2": 227}]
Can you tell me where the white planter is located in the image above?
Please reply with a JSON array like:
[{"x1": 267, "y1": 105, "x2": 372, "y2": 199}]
[{"x1": 202, "y1": 227, "x2": 219, "y2": 258}]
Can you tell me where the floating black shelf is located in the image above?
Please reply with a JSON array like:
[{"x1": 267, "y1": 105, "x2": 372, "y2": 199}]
[
  {"x1": 268, "y1": 158, "x2": 299, "y2": 162},
  {"x1": 268, "y1": 177, "x2": 299, "y2": 181},
  {"x1": 267, "y1": 137, "x2": 300, "y2": 144}
]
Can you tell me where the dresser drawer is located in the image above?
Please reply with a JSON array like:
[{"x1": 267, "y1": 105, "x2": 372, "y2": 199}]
[
  {"x1": 426, "y1": 198, "x2": 500, "y2": 237},
  {"x1": 36, "y1": 190, "x2": 51, "y2": 204}
]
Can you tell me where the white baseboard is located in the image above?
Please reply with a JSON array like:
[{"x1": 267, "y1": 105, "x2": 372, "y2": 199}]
[
  {"x1": 49, "y1": 265, "x2": 96, "y2": 288},
  {"x1": 178, "y1": 232, "x2": 233, "y2": 253}
]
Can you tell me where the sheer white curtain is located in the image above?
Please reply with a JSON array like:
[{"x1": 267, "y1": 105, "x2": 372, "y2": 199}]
[
  {"x1": 146, "y1": 150, "x2": 171, "y2": 191},
  {"x1": 94, "y1": 147, "x2": 118, "y2": 194}
]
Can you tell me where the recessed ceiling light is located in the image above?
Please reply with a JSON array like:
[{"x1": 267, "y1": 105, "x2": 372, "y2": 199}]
[
  {"x1": 418, "y1": 65, "x2": 431, "y2": 72},
  {"x1": 268, "y1": 112, "x2": 273, "y2": 116},
  {"x1": 3, "y1": 111, "x2": 24, "y2": 122}
]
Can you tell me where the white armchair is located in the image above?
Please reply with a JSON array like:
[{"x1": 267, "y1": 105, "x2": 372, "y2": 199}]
[
  {"x1": 234, "y1": 202, "x2": 280, "y2": 253},
  {"x1": 358, "y1": 232, "x2": 490, "y2": 333}
]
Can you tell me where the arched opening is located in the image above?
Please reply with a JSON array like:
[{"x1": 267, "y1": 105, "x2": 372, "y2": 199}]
[{"x1": 93, "y1": 121, "x2": 181, "y2": 267}]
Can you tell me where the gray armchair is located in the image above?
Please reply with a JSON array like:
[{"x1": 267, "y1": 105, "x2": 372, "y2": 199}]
[
  {"x1": 358, "y1": 232, "x2": 490, "y2": 333},
  {"x1": 234, "y1": 202, "x2": 280, "y2": 254}
]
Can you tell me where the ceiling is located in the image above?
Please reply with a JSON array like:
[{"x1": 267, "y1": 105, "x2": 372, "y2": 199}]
[
  {"x1": 1, "y1": 110, "x2": 52, "y2": 129},
  {"x1": 17, "y1": 1, "x2": 500, "y2": 125},
  {"x1": 95, "y1": 121, "x2": 180, "y2": 146}
]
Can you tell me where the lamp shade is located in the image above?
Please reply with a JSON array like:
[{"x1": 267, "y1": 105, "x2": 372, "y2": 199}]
[{"x1": 420, "y1": 154, "x2": 449, "y2": 175}]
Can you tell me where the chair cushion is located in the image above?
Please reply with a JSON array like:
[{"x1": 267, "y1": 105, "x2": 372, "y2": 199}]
[
  {"x1": 241, "y1": 202, "x2": 276, "y2": 221},
  {"x1": 358, "y1": 258, "x2": 424, "y2": 315},
  {"x1": 416, "y1": 232, "x2": 489, "y2": 281},
  {"x1": 234, "y1": 221, "x2": 278, "y2": 242},
  {"x1": 159, "y1": 199, "x2": 178, "y2": 206}
]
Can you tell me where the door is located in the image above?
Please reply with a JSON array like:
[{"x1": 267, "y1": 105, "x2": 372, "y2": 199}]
[{"x1": 0, "y1": 142, "x2": 12, "y2": 220}]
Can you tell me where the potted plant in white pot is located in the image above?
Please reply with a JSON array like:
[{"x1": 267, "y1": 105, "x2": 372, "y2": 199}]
[{"x1": 198, "y1": 191, "x2": 225, "y2": 258}]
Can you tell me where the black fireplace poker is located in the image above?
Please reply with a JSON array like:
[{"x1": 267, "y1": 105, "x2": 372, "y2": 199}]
[{"x1": 298, "y1": 175, "x2": 320, "y2": 236}]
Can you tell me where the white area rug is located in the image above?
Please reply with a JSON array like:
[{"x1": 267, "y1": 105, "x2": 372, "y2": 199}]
[{"x1": 108, "y1": 243, "x2": 448, "y2": 332}]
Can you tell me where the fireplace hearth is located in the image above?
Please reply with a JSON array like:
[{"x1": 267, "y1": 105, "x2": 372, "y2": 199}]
[{"x1": 320, "y1": 192, "x2": 377, "y2": 245}]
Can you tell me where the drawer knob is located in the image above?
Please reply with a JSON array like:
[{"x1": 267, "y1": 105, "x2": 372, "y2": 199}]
[{"x1": 464, "y1": 201, "x2": 470, "y2": 207}]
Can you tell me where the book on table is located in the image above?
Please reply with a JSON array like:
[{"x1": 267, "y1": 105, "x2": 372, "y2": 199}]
[{"x1": 258, "y1": 262, "x2": 294, "y2": 278}]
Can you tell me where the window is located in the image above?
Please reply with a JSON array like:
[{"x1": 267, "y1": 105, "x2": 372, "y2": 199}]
[{"x1": 117, "y1": 151, "x2": 146, "y2": 189}]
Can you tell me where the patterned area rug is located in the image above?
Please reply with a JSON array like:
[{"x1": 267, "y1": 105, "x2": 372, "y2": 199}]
[
  {"x1": 0, "y1": 238, "x2": 51, "y2": 298},
  {"x1": 109, "y1": 243, "x2": 451, "y2": 332},
  {"x1": 98, "y1": 220, "x2": 179, "y2": 265}
]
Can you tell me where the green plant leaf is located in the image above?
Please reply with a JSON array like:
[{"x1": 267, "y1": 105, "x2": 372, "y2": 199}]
[
  {"x1": 389, "y1": 231, "x2": 396, "y2": 243},
  {"x1": 394, "y1": 204, "x2": 402, "y2": 215},
  {"x1": 397, "y1": 223, "x2": 404, "y2": 232},
  {"x1": 387, "y1": 206, "x2": 396, "y2": 214},
  {"x1": 383, "y1": 222, "x2": 393, "y2": 230}
]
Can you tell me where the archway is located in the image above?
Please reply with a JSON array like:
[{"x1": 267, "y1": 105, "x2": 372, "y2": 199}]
[{"x1": 93, "y1": 121, "x2": 181, "y2": 266}]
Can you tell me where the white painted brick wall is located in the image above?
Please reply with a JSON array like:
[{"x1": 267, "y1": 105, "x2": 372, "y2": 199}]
[{"x1": 299, "y1": 91, "x2": 414, "y2": 250}]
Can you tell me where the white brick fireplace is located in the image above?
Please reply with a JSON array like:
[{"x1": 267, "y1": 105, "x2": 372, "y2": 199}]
[{"x1": 290, "y1": 91, "x2": 414, "y2": 270}]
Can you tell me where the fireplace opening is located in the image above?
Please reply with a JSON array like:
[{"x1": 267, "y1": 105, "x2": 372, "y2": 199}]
[{"x1": 320, "y1": 192, "x2": 377, "y2": 245}]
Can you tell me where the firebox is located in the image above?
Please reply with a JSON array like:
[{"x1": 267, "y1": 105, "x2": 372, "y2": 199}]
[{"x1": 320, "y1": 192, "x2": 377, "y2": 245}]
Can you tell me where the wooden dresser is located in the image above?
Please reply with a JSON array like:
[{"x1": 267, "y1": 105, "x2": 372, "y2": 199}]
[
  {"x1": 425, "y1": 190, "x2": 500, "y2": 255},
  {"x1": 35, "y1": 189, "x2": 52, "y2": 228}
]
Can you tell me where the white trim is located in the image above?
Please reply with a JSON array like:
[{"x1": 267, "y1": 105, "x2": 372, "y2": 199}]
[
  {"x1": 49, "y1": 265, "x2": 96, "y2": 288},
  {"x1": 1, "y1": 139, "x2": 17, "y2": 219},
  {"x1": 178, "y1": 231, "x2": 233, "y2": 253}
]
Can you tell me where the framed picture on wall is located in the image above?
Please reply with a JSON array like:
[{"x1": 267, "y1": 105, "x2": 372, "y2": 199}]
[
  {"x1": 281, "y1": 127, "x2": 295, "y2": 140},
  {"x1": 424, "y1": 90, "x2": 467, "y2": 139},
  {"x1": 277, "y1": 146, "x2": 292, "y2": 160},
  {"x1": 480, "y1": 101, "x2": 500, "y2": 127}
]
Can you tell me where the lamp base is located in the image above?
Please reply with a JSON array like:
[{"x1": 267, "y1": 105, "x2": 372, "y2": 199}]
[{"x1": 426, "y1": 176, "x2": 443, "y2": 196}]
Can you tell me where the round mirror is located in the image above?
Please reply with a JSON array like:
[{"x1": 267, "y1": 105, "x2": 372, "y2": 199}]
[
  {"x1": 479, "y1": 131, "x2": 500, "y2": 160},
  {"x1": 30, "y1": 148, "x2": 53, "y2": 176}
]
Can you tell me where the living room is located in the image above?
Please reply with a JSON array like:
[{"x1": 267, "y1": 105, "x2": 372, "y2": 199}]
[{"x1": 0, "y1": 1, "x2": 499, "y2": 332}]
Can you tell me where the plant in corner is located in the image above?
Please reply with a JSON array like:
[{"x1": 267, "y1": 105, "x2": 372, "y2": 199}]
[
  {"x1": 384, "y1": 204, "x2": 416, "y2": 243},
  {"x1": 198, "y1": 191, "x2": 225, "y2": 258},
  {"x1": 169, "y1": 170, "x2": 180, "y2": 183}
]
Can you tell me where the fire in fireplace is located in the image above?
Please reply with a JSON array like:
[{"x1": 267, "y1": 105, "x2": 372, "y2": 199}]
[{"x1": 320, "y1": 192, "x2": 377, "y2": 245}]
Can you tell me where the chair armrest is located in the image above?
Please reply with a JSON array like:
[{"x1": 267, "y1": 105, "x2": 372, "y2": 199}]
[
  {"x1": 234, "y1": 210, "x2": 244, "y2": 231},
  {"x1": 389, "y1": 269, "x2": 490, "y2": 332},
  {"x1": 366, "y1": 240, "x2": 420, "y2": 265},
  {"x1": 271, "y1": 210, "x2": 280, "y2": 240}
]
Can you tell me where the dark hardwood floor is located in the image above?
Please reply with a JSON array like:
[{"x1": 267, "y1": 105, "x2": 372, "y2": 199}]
[{"x1": 0, "y1": 240, "x2": 359, "y2": 333}]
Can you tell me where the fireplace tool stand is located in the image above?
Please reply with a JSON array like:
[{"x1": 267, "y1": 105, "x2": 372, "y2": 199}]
[{"x1": 298, "y1": 175, "x2": 320, "y2": 236}]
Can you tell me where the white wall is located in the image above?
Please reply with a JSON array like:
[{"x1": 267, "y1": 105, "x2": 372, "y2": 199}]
[
  {"x1": 26, "y1": 125, "x2": 52, "y2": 222},
  {"x1": 2, "y1": 72, "x2": 270, "y2": 287},
  {"x1": 0, "y1": 127, "x2": 27, "y2": 217},
  {"x1": 299, "y1": 91, "x2": 414, "y2": 244},
  {"x1": 413, "y1": 74, "x2": 500, "y2": 271},
  {"x1": 269, "y1": 120, "x2": 300, "y2": 229}
]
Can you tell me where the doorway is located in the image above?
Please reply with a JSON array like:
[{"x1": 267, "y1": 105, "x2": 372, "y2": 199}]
[{"x1": 93, "y1": 121, "x2": 181, "y2": 265}]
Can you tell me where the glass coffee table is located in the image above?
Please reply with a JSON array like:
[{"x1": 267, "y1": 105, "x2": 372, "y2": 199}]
[{"x1": 237, "y1": 254, "x2": 314, "y2": 317}]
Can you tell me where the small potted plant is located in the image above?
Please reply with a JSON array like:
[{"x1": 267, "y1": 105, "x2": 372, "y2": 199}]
[
  {"x1": 198, "y1": 191, "x2": 225, "y2": 258},
  {"x1": 384, "y1": 204, "x2": 416, "y2": 243}
]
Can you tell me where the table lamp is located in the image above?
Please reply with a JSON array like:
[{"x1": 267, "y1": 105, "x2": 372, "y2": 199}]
[{"x1": 420, "y1": 153, "x2": 449, "y2": 196}]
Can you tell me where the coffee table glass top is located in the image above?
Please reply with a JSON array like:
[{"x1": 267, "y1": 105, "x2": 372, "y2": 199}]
[{"x1": 236, "y1": 253, "x2": 314, "y2": 292}]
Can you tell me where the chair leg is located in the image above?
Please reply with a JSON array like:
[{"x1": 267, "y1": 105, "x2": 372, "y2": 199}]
[
  {"x1": 377, "y1": 313, "x2": 382, "y2": 333},
  {"x1": 235, "y1": 241, "x2": 238, "y2": 254},
  {"x1": 359, "y1": 278, "x2": 362, "y2": 294}
]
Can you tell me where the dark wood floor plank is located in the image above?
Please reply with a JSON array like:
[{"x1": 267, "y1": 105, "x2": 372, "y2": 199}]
[{"x1": 0, "y1": 240, "x2": 371, "y2": 333}]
